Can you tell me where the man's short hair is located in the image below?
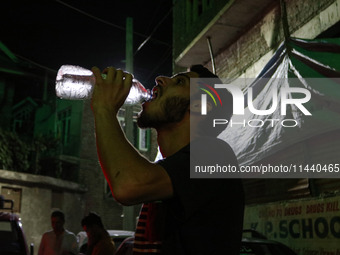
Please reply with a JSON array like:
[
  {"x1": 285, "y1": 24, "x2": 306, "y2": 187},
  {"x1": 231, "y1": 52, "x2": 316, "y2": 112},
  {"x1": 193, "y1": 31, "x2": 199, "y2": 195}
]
[
  {"x1": 190, "y1": 65, "x2": 233, "y2": 137},
  {"x1": 51, "y1": 210, "x2": 65, "y2": 221},
  {"x1": 81, "y1": 212, "x2": 104, "y2": 228}
]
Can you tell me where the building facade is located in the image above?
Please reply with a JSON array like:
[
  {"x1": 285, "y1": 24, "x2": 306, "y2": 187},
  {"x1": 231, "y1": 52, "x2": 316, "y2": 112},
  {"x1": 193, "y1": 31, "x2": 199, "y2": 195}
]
[
  {"x1": 0, "y1": 42, "x2": 158, "y2": 254},
  {"x1": 172, "y1": 0, "x2": 340, "y2": 254}
]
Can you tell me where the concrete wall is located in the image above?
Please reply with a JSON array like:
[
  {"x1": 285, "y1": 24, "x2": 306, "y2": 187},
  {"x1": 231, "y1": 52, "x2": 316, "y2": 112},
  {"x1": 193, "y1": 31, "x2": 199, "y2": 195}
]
[{"x1": 0, "y1": 169, "x2": 86, "y2": 255}]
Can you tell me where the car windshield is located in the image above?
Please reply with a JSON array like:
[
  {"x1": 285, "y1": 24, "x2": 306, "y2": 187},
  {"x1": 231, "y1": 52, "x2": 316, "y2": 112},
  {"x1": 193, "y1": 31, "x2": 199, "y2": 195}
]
[{"x1": 0, "y1": 221, "x2": 19, "y2": 242}]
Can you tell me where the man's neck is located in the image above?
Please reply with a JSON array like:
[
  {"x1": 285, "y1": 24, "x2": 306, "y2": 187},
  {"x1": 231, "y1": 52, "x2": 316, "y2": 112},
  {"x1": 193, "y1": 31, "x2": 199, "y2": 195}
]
[
  {"x1": 54, "y1": 229, "x2": 65, "y2": 236},
  {"x1": 156, "y1": 122, "x2": 191, "y2": 158},
  {"x1": 155, "y1": 111, "x2": 204, "y2": 158}
]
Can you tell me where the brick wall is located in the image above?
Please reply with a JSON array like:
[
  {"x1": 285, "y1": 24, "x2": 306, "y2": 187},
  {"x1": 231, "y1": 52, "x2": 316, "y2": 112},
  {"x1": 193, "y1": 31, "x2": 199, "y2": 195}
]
[
  {"x1": 211, "y1": 0, "x2": 337, "y2": 79},
  {"x1": 172, "y1": 0, "x2": 338, "y2": 78}
]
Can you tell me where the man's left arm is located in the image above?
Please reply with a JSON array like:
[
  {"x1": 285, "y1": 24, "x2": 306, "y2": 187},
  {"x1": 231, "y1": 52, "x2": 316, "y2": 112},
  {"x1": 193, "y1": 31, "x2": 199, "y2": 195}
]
[{"x1": 91, "y1": 67, "x2": 173, "y2": 205}]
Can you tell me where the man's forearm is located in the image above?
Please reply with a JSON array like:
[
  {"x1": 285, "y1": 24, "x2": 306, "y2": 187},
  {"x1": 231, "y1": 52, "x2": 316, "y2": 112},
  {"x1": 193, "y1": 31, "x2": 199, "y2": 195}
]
[
  {"x1": 93, "y1": 110, "x2": 153, "y2": 202},
  {"x1": 93, "y1": 109, "x2": 173, "y2": 204}
]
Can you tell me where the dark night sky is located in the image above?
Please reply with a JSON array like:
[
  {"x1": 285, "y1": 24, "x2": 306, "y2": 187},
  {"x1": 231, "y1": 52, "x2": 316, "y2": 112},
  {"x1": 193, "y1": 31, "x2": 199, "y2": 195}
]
[{"x1": 1, "y1": 0, "x2": 173, "y2": 88}]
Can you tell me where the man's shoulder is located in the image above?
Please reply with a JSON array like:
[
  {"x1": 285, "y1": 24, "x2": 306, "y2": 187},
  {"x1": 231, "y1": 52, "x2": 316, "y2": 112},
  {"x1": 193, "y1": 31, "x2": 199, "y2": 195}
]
[
  {"x1": 191, "y1": 136, "x2": 236, "y2": 156},
  {"x1": 95, "y1": 237, "x2": 116, "y2": 252},
  {"x1": 42, "y1": 230, "x2": 54, "y2": 236},
  {"x1": 191, "y1": 136, "x2": 231, "y2": 147},
  {"x1": 164, "y1": 136, "x2": 232, "y2": 155},
  {"x1": 97, "y1": 236, "x2": 115, "y2": 247},
  {"x1": 64, "y1": 229, "x2": 77, "y2": 238},
  {"x1": 158, "y1": 136, "x2": 236, "y2": 165}
]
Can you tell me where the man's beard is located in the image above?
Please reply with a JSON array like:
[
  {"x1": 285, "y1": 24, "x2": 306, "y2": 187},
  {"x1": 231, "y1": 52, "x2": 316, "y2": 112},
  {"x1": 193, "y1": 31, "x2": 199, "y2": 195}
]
[{"x1": 137, "y1": 96, "x2": 190, "y2": 129}]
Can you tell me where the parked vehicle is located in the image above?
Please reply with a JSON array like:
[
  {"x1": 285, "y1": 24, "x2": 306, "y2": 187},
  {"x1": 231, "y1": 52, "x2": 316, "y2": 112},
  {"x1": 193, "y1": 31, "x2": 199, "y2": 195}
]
[
  {"x1": 115, "y1": 236, "x2": 134, "y2": 255},
  {"x1": 241, "y1": 229, "x2": 297, "y2": 255},
  {"x1": 114, "y1": 229, "x2": 297, "y2": 255},
  {"x1": 0, "y1": 197, "x2": 33, "y2": 255},
  {"x1": 77, "y1": 229, "x2": 135, "y2": 254}
]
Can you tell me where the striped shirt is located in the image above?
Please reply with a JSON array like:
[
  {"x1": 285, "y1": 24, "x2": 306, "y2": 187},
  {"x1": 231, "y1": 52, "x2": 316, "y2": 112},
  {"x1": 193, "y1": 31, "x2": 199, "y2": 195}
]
[{"x1": 133, "y1": 202, "x2": 163, "y2": 254}]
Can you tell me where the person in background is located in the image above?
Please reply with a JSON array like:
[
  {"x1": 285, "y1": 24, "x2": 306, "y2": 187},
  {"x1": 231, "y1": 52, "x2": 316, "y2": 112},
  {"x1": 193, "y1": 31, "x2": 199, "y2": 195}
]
[
  {"x1": 0, "y1": 195, "x2": 4, "y2": 209},
  {"x1": 80, "y1": 212, "x2": 116, "y2": 255},
  {"x1": 38, "y1": 210, "x2": 78, "y2": 255},
  {"x1": 91, "y1": 64, "x2": 244, "y2": 254}
]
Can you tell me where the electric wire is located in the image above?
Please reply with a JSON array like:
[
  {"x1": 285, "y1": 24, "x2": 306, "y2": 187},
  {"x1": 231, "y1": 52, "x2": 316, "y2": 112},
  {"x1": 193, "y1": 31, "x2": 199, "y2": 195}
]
[
  {"x1": 55, "y1": 0, "x2": 173, "y2": 77},
  {"x1": 4, "y1": 1, "x2": 173, "y2": 79},
  {"x1": 55, "y1": 0, "x2": 171, "y2": 48},
  {"x1": 54, "y1": 0, "x2": 173, "y2": 77},
  {"x1": 16, "y1": 54, "x2": 57, "y2": 73},
  {"x1": 135, "y1": 5, "x2": 173, "y2": 54},
  {"x1": 144, "y1": 47, "x2": 172, "y2": 82}
]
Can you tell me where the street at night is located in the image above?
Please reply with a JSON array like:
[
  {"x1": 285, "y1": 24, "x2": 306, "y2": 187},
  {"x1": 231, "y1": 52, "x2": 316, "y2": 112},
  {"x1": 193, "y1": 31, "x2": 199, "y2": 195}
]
[{"x1": 1, "y1": 1, "x2": 340, "y2": 255}]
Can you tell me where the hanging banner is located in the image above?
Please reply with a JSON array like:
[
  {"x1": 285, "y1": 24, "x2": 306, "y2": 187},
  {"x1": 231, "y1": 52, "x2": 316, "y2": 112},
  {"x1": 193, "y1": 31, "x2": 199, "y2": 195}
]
[{"x1": 244, "y1": 196, "x2": 340, "y2": 255}]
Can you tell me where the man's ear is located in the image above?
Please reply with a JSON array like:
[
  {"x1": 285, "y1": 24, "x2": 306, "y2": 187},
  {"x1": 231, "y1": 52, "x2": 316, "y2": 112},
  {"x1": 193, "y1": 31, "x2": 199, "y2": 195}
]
[{"x1": 190, "y1": 99, "x2": 213, "y2": 114}]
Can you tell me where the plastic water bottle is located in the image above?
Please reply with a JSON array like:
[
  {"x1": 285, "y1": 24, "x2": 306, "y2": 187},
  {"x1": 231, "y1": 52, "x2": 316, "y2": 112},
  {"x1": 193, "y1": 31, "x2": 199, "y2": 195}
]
[{"x1": 55, "y1": 65, "x2": 151, "y2": 104}]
